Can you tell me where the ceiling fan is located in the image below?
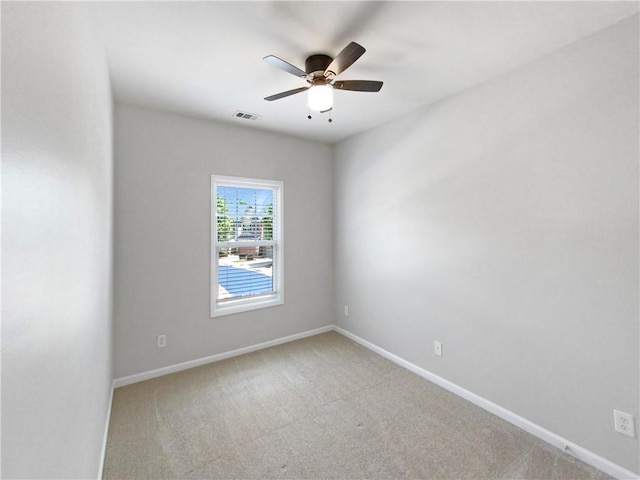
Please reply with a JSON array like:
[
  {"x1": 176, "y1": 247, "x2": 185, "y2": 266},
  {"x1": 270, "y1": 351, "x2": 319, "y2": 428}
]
[{"x1": 263, "y1": 41, "x2": 383, "y2": 120}]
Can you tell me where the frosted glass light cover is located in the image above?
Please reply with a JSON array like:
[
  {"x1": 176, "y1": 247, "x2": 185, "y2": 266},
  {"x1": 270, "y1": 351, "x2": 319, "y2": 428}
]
[{"x1": 308, "y1": 85, "x2": 333, "y2": 112}]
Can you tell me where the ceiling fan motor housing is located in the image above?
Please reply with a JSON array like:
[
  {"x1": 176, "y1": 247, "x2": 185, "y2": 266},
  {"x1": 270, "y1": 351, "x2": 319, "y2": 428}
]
[{"x1": 305, "y1": 54, "x2": 333, "y2": 77}]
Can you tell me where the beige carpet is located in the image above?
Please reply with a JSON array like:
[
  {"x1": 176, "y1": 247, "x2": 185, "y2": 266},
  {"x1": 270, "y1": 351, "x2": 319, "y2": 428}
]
[{"x1": 103, "y1": 331, "x2": 611, "y2": 479}]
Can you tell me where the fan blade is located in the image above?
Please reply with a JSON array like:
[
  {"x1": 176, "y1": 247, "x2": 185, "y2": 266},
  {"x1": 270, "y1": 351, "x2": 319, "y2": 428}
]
[
  {"x1": 324, "y1": 42, "x2": 366, "y2": 77},
  {"x1": 263, "y1": 55, "x2": 307, "y2": 78},
  {"x1": 264, "y1": 86, "x2": 309, "y2": 101},
  {"x1": 333, "y1": 80, "x2": 383, "y2": 92}
]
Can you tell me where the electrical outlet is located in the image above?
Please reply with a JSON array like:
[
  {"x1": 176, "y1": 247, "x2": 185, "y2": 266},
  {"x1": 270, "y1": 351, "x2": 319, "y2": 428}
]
[
  {"x1": 434, "y1": 340, "x2": 442, "y2": 356},
  {"x1": 344, "y1": 305, "x2": 349, "y2": 316},
  {"x1": 157, "y1": 334, "x2": 167, "y2": 348},
  {"x1": 614, "y1": 410, "x2": 635, "y2": 438}
]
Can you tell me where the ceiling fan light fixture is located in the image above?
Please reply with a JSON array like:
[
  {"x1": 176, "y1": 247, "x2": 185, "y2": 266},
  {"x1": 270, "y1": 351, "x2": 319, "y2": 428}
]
[{"x1": 308, "y1": 84, "x2": 333, "y2": 112}]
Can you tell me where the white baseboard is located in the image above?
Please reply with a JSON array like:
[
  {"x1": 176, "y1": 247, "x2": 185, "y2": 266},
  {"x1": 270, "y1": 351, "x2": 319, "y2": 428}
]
[
  {"x1": 113, "y1": 325, "x2": 334, "y2": 388},
  {"x1": 334, "y1": 326, "x2": 638, "y2": 480},
  {"x1": 97, "y1": 380, "x2": 115, "y2": 480}
]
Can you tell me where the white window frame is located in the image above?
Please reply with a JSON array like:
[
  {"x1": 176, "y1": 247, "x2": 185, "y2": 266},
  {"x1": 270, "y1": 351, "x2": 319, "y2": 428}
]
[{"x1": 211, "y1": 175, "x2": 283, "y2": 317}]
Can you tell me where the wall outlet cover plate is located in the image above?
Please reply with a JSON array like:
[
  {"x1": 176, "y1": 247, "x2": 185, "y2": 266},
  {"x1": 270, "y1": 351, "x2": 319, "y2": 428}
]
[{"x1": 614, "y1": 410, "x2": 636, "y2": 438}]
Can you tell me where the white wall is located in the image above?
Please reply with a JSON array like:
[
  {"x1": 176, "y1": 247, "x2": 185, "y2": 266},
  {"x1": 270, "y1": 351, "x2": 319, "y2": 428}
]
[
  {"x1": 1, "y1": 3, "x2": 114, "y2": 479},
  {"x1": 334, "y1": 16, "x2": 639, "y2": 474},
  {"x1": 113, "y1": 104, "x2": 333, "y2": 378}
]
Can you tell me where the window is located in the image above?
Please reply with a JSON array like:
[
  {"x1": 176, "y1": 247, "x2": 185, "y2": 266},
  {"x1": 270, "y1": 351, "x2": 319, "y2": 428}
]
[{"x1": 211, "y1": 175, "x2": 283, "y2": 317}]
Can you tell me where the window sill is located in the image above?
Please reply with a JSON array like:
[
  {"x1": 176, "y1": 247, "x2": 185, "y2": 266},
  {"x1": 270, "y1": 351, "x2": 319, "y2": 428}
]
[{"x1": 211, "y1": 294, "x2": 284, "y2": 317}]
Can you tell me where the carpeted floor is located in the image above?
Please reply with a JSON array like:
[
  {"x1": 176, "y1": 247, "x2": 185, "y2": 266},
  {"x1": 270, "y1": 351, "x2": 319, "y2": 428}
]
[{"x1": 103, "y1": 331, "x2": 611, "y2": 479}]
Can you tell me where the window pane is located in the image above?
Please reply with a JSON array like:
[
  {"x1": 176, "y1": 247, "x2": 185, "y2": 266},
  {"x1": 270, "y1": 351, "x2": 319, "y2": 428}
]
[
  {"x1": 217, "y1": 246, "x2": 274, "y2": 302},
  {"x1": 216, "y1": 186, "x2": 274, "y2": 242}
]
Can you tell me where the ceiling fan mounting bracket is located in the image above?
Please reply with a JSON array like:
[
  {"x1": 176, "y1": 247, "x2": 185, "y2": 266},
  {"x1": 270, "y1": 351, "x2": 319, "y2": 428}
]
[{"x1": 310, "y1": 77, "x2": 330, "y2": 87}]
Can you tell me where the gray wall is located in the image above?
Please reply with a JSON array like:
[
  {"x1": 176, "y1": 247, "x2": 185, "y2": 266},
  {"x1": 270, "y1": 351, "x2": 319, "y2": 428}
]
[
  {"x1": 1, "y1": 3, "x2": 114, "y2": 479},
  {"x1": 113, "y1": 104, "x2": 333, "y2": 378},
  {"x1": 334, "y1": 16, "x2": 639, "y2": 474}
]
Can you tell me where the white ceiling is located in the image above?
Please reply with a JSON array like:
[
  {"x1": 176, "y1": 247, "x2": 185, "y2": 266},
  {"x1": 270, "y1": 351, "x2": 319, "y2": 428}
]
[{"x1": 90, "y1": 1, "x2": 638, "y2": 144}]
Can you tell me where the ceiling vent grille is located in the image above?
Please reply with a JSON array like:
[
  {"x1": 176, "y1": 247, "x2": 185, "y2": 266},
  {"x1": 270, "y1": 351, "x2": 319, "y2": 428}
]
[{"x1": 233, "y1": 111, "x2": 260, "y2": 121}]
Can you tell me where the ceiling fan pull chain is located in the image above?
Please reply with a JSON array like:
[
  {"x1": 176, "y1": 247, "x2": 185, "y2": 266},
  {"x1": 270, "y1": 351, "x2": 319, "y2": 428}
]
[
  {"x1": 328, "y1": 110, "x2": 333, "y2": 123},
  {"x1": 307, "y1": 108, "x2": 312, "y2": 120}
]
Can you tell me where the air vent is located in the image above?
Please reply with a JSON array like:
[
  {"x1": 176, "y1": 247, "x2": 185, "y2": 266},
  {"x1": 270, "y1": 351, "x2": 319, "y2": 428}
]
[{"x1": 233, "y1": 110, "x2": 260, "y2": 121}]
